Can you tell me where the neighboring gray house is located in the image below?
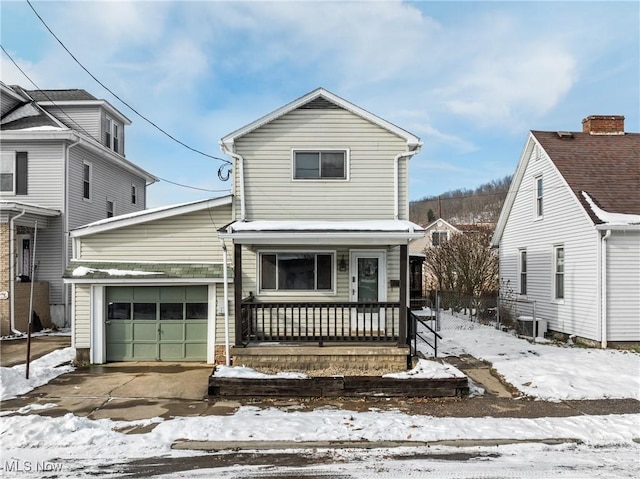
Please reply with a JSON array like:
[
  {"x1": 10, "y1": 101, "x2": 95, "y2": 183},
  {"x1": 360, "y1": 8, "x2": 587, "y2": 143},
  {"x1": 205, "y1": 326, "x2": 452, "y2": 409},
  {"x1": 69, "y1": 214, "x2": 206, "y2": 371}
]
[
  {"x1": 0, "y1": 82, "x2": 156, "y2": 335},
  {"x1": 492, "y1": 115, "x2": 640, "y2": 346},
  {"x1": 64, "y1": 88, "x2": 426, "y2": 370}
]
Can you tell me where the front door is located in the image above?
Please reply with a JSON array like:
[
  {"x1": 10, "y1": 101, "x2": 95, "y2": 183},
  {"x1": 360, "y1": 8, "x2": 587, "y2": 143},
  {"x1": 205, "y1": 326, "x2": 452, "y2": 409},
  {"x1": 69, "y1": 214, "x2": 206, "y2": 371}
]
[{"x1": 350, "y1": 251, "x2": 386, "y2": 332}]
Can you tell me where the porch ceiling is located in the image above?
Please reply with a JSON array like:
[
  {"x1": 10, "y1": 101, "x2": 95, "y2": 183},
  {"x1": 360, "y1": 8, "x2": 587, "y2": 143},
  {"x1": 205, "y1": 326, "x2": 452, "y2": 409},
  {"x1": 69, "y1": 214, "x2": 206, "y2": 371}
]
[{"x1": 220, "y1": 220, "x2": 425, "y2": 245}]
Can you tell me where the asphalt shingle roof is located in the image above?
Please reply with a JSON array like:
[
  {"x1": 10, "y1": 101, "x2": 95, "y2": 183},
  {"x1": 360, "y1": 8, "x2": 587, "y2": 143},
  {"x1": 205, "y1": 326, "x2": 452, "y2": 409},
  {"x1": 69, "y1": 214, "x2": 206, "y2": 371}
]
[
  {"x1": 532, "y1": 130, "x2": 640, "y2": 223},
  {"x1": 26, "y1": 89, "x2": 98, "y2": 102}
]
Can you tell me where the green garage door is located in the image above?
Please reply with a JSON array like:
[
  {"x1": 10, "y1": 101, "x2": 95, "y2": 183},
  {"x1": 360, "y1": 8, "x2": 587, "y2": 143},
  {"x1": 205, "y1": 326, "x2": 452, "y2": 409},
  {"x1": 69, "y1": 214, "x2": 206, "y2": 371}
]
[{"x1": 106, "y1": 286, "x2": 208, "y2": 361}]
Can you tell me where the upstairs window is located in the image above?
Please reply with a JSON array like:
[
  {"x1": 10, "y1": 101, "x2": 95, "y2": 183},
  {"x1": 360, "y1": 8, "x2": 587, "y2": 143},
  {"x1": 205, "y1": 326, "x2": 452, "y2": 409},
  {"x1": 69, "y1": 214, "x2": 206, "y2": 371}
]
[
  {"x1": 83, "y1": 162, "x2": 92, "y2": 200},
  {"x1": 293, "y1": 151, "x2": 346, "y2": 180},
  {"x1": 260, "y1": 252, "x2": 334, "y2": 292},
  {"x1": 131, "y1": 184, "x2": 138, "y2": 205},
  {"x1": 104, "y1": 116, "x2": 121, "y2": 154},
  {"x1": 0, "y1": 151, "x2": 28, "y2": 195},
  {"x1": 106, "y1": 199, "x2": 114, "y2": 218},
  {"x1": 519, "y1": 249, "x2": 527, "y2": 295},
  {"x1": 431, "y1": 231, "x2": 448, "y2": 246},
  {"x1": 535, "y1": 176, "x2": 543, "y2": 217},
  {"x1": 554, "y1": 246, "x2": 565, "y2": 300}
]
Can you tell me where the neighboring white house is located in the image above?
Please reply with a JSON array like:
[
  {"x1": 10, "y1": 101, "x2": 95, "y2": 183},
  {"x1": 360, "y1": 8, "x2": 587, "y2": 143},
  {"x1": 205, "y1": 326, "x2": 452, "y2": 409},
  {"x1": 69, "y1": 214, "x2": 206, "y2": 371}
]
[
  {"x1": 492, "y1": 115, "x2": 640, "y2": 346},
  {"x1": 64, "y1": 88, "x2": 426, "y2": 370},
  {"x1": 0, "y1": 83, "x2": 156, "y2": 335}
]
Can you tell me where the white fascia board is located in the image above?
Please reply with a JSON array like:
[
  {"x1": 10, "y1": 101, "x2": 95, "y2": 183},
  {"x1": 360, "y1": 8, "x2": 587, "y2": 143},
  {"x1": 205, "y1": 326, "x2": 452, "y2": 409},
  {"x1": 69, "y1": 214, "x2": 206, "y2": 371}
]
[
  {"x1": 221, "y1": 231, "x2": 425, "y2": 246},
  {"x1": 491, "y1": 134, "x2": 536, "y2": 248},
  {"x1": 595, "y1": 224, "x2": 640, "y2": 231},
  {"x1": 71, "y1": 195, "x2": 232, "y2": 237},
  {"x1": 37, "y1": 100, "x2": 132, "y2": 125},
  {"x1": 0, "y1": 201, "x2": 61, "y2": 217},
  {"x1": 221, "y1": 88, "x2": 422, "y2": 150}
]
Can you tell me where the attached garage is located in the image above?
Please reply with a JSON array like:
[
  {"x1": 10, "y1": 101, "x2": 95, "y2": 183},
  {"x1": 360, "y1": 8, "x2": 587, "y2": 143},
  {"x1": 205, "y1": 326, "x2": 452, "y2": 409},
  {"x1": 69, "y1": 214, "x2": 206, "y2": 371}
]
[{"x1": 106, "y1": 286, "x2": 209, "y2": 361}]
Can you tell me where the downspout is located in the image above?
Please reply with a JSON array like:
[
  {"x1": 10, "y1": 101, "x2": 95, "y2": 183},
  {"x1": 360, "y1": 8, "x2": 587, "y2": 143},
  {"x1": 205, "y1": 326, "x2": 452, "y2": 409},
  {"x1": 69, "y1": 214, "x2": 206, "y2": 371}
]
[
  {"x1": 600, "y1": 229, "x2": 611, "y2": 348},
  {"x1": 220, "y1": 144, "x2": 246, "y2": 221},
  {"x1": 219, "y1": 238, "x2": 231, "y2": 366},
  {"x1": 9, "y1": 209, "x2": 27, "y2": 334},
  {"x1": 64, "y1": 139, "x2": 81, "y2": 328},
  {"x1": 393, "y1": 150, "x2": 418, "y2": 220}
]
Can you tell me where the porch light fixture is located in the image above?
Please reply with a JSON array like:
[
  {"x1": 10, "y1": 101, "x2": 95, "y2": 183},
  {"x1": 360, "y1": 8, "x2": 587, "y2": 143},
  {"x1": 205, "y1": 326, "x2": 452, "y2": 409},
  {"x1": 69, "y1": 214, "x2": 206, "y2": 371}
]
[{"x1": 338, "y1": 255, "x2": 347, "y2": 272}]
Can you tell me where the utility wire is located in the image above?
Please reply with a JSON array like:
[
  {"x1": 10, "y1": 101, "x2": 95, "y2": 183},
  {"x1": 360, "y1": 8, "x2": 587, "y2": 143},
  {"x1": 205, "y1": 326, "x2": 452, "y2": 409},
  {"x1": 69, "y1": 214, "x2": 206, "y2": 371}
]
[
  {"x1": 1, "y1": 44, "x2": 230, "y2": 194},
  {"x1": 26, "y1": 0, "x2": 232, "y2": 165}
]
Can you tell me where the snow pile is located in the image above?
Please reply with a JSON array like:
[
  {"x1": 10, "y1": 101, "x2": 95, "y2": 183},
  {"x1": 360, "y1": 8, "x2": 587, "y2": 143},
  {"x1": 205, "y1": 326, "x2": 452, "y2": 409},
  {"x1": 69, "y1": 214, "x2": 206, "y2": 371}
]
[
  {"x1": 0, "y1": 347, "x2": 75, "y2": 400},
  {"x1": 213, "y1": 365, "x2": 308, "y2": 379},
  {"x1": 429, "y1": 312, "x2": 640, "y2": 401},
  {"x1": 383, "y1": 358, "x2": 465, "y2": 379}
]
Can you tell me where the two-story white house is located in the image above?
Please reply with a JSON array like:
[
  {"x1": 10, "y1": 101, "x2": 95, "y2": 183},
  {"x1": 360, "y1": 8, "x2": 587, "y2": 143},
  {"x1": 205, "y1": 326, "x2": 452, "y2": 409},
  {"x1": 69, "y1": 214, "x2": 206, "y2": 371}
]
[
  {"x1": 492, "y1": 115, "x2": 640, "y2": 347},
  {"x1": 1, "y1": 82, "x2": 156, "y2": 335},
  {"x1": 64, "y1": 88, "x2": 425, "y2": 370}
]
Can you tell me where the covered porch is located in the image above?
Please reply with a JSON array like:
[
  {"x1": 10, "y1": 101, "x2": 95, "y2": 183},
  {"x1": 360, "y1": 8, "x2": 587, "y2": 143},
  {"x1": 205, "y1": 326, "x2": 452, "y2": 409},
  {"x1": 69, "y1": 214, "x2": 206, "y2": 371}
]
[{"x1": 219, "y1": 219, "x2": 425, "y2": 372}]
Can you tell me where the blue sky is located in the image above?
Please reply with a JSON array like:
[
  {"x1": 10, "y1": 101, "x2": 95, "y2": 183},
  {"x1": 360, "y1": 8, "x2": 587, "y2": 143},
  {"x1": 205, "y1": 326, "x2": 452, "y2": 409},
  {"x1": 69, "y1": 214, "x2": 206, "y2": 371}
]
[{"x1": 2, "y1": 1, "x2": 638, "y2": 208}]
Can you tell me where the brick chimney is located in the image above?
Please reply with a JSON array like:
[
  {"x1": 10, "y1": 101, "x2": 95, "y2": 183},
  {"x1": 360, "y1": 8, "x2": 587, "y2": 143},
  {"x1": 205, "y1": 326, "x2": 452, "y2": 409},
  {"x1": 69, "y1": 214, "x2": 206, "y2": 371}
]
[{"x1": 582, "y1": 115, "x2": 625, "y2": 135}]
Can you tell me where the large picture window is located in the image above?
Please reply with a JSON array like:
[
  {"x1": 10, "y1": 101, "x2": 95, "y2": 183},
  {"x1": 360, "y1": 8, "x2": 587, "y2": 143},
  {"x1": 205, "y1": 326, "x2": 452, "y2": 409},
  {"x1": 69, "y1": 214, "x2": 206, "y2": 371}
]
[
  {"x1": 293, "y1": 151, "x2": 346, "y2": 179},
  {"x1": 260, "y1": 252, "x2": 334, "y2": 292}
]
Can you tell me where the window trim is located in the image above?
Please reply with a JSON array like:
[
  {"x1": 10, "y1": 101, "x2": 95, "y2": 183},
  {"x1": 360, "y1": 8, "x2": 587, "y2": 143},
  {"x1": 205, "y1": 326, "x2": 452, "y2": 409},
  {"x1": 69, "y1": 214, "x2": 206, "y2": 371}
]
[
  {"x1": 257, "y1": 250, "x2": 337, "y2": 296},
  {"x1": 431, "y1": 230, "x2": 449, "y2": 247},
  {"x1": 131, "y1": 184, "x2": 138, "y2": 205},
  {"x1": 552, "y1": 245, "x2": 565, "y2": 303},
  {"x1": 82, "y1": 161, "x2": 92, "y2": 201},
  {"x1": 106, "y1": 198, "x2": 115, "y2": 218},
  {"x1": 0, "y1": 151, "x2": 16, "y2": 194},
  {"x1": 534, "y1": 175, "x2": 544, "y2": 219},
  {"x1": 104, "y1": 115, "x2": 121, "y2": 154},
  {"x1": 291, "y1": 149, "x2": 349, "y2": 181},
  {"x1": 518, "y1": 248, "x2": 527, "y2": 296}
]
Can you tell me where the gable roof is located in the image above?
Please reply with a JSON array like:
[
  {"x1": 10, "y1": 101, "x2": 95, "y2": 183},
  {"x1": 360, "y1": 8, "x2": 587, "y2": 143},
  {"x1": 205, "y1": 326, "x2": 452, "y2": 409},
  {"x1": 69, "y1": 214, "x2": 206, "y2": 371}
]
[
  {"x1": 493, "y1": 129, "x2": 640, "y2": 246},
  {"x1": 220, "y1": 87, "x2": 422, "y2": 150},
  {"x1": 24, "y1": 89, "x2": 98, "y2": 102},
  {"x1": 70, "y1": 195, "x2": 232, "y2": 238},
  {"x1": 532, "y1": 130, "x2": 640, "y2": 222}
]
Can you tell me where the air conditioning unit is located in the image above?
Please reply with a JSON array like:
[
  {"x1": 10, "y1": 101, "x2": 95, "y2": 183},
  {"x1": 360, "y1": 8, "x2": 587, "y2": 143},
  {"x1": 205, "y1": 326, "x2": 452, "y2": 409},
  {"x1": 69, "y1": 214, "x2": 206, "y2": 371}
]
[{"x1": 516, "y1": 316, "x2": 547, "y2": 338}]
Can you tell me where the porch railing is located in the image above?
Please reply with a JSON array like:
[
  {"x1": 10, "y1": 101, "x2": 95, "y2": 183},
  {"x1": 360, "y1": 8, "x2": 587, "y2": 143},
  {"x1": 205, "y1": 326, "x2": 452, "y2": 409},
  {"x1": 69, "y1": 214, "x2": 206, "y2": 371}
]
[
  {"x1": 408, "y1": 308, "x2": 442, "y2": 358},
  {"x1": 240, "y1": 301, "x2": 402, "y2": 346}
]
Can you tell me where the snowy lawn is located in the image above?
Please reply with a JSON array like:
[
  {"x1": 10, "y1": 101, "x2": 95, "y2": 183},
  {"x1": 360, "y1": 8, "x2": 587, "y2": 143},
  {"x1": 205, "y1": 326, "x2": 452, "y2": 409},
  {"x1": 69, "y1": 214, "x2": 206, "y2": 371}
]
[{"x1": 424, "y1": 311, "x2": 640, "y2": 401}]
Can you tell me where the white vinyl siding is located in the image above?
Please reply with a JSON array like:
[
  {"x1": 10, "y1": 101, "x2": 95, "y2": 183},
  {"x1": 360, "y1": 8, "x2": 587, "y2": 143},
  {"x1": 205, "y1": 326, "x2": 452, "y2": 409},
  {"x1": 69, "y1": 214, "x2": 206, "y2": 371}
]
[
  {"x1": 77, "y1": 206, "x2": 232, "y2": 262},
  {"x1": 241, "y1": 245, "x2": 400, "y2": 304},
  {"x1": 499, "y1": 142, "x2": 600, "y2": 340},
  {"x1": 74, "y1": 284, "x2": 91, "y2": 348},
  {"x1": 41, "y1": 104, "x2": 102, "y2": 141},
  {"x1": 606, "y1": 231, "x2": 640, "y2": 341},
  {"x1": 67, "y1": 145, "x2": 146, "y2": 232},
  {"x1": 234, "y1": 108, "x2": 408, "y2": 221}
]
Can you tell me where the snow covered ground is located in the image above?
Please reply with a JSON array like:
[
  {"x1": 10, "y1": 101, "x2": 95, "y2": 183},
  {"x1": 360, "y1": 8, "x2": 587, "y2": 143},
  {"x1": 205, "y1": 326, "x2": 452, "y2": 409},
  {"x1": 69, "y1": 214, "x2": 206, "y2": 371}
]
[{"x1": 0, "y1": 313, "x2": 638, "y2": 478}]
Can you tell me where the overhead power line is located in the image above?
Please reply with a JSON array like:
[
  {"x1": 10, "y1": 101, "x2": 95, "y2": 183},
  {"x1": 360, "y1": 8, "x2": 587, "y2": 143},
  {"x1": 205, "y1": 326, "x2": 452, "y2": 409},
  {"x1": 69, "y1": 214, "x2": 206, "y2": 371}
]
[
  {"x1": 1, "y1": 44, "x2": 230, "y2": 194},
  {"x1": 25, "y1": 0, "x2": 231, "y2": 165}
]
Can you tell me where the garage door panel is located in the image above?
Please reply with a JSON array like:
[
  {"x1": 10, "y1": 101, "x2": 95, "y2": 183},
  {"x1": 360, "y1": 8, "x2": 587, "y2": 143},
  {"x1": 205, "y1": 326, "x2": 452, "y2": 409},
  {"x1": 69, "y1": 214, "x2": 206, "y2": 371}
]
[
  {"x1": 185, "y1": 343, "x2": 207, "y2": 359},
  {"x1": 131, "y1": 343, "x2": 157, "y2": 360},
  {"x1": 160, "y1": 322, "x2": 184, "y2": 340},
  {"x1": 133, "y1": 322, "x2": 158, "y2": 341},
  {"x1": 106, "y1": 343, "x2": 130, "y2": 361},
  {"x1": 185, "y1": 322, "x2": 207, "y2": 340}
]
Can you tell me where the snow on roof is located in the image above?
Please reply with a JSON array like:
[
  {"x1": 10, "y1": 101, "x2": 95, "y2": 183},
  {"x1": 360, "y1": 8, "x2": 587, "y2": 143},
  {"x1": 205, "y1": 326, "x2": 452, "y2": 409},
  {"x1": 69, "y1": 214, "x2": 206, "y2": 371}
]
[
  {"x1": 17, "y1": 125, "x2": 67, "y2": 131},
  {"x1": 71, "y1": 266, "x2": 163, "y2": 277},
  {"x1": 228, "y1": 220, "x2": 424, "y2": 233},
  {"x1": 582, "y1": 192, "x2": 640, "y2": 225}
]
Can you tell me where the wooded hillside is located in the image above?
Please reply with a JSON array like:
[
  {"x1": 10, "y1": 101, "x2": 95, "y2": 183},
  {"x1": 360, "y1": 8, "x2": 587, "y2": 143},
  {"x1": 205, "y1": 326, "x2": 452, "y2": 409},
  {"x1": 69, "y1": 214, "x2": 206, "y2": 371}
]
[{"x1": 410, "y1": 175, "x2": 512, "y2": 226}]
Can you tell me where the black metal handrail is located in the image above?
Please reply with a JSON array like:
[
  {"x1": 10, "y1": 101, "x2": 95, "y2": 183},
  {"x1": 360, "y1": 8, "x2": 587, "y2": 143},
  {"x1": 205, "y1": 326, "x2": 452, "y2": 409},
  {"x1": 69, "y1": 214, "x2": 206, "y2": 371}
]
[
  {"x1": 408, "y1": 308, "x2": 442, "y2": 358},
  {"x1": 240, "y1": 301, "x2": 401, "y2": 346}
]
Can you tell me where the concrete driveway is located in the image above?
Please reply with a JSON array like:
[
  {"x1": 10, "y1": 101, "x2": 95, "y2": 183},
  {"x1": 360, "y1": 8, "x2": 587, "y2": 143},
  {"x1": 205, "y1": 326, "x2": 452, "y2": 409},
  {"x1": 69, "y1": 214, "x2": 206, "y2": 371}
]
[{"x1": 0, "y1": 335, "x2": 71, "y2": 367}]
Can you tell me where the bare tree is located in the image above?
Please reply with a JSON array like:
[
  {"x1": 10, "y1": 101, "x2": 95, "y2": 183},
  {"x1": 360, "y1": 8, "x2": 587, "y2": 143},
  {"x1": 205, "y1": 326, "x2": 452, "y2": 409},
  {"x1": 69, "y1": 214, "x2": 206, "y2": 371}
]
[{"x1": 424, "y1": 226, "x2": 498, "y2": 296}]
